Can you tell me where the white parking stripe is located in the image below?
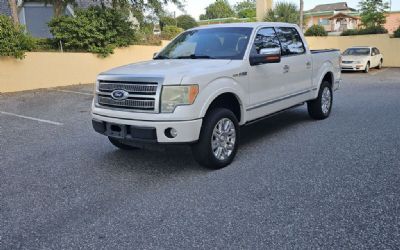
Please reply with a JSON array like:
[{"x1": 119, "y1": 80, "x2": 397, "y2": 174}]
[
  {"x1": 53, "y1": 89, "x2": 93, "y2": 96},
  {"x1": 0, "y1": 111, "x2": 63, "y2": 126}
]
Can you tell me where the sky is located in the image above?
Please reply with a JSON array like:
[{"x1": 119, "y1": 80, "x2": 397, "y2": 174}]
[{"x1": 166, "y1": 0, "x2": 400, "y2": 20}]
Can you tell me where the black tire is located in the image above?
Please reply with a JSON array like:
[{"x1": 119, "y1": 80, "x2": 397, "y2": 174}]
[
  {"x1": 108, "y1": 137, "x2": 140, "y2": 150},
  {"x1": 364, "y1": 62, "x2": 370, "y2": 73},
  {"x1": 192, "y1": 108, "x2": 240, "y2": 169},
  {"x1": 307, "y1": 81, "x2": 333, "y2": 120},
  {"x1": 376, "y1": 59, "x2": 383, "y2": 69}
]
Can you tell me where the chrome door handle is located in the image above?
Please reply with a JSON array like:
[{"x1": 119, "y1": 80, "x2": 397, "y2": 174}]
[{"x1": 283, "y1": 65, "x2": 290, "y2": 73}]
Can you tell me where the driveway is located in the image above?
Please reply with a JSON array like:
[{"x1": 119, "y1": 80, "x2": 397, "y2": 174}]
[{"x1": 1, "y1": 68, "x2": 400, "y2": 249}]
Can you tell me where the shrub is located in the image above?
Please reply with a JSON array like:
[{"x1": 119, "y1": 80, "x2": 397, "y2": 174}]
[
  {"x1": 394, "y1": 26, "x2": 400, "y2": 38},
  {"x1": 304, "y1": 25, "x2": 328, "y2": 36},
  {"x1": 161, "y1": 25, "x2": 184, "y2": 40},
  {"x1": 341, "y1": 26, "x2": 388, "y2": 36},
  {"x1": 48, "y1": 7, "x2": 137, "y2": 57},
  {"x1": 159, "y1": 16, "x2": 176, "y2": 30},
  {"x1": 176, "y1": 15, "x2": 198, "y2": 30},
  {"x1": 0, "y1": 15, "x2": 35, "y2": 59}
]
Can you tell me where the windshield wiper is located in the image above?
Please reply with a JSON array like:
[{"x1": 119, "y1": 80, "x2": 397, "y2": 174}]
[
  {"x1": 174, "y1": 54, "x2": 216, "y2": 59},
  {"x1": 154, "y1": 55, "x2": 170, "y2": 60}
]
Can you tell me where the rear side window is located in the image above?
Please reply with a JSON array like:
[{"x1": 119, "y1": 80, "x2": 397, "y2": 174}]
[
  {"x1": 251, "y1": 27, "x2": 281, "y2": 55},
  {"x1": 275, "y1": 27, "x2": 305, "y2": 56}
]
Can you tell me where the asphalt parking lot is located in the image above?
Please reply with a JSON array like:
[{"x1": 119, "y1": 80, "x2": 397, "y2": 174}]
[{"x1": 1, "y1": 68, "x2": 400, "y2": 249}]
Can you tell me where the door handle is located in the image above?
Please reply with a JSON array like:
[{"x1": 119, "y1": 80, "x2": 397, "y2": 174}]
[
  {"x1": 283, "y1": 65, "x2": 290, "y2": 73},
  {"x1": 306, "y1": 61, "x2": 312, "y2": 68}
]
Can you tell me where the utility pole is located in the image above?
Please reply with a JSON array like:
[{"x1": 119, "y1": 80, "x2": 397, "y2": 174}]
[{"x1": 300, "y1": 0, "x2": 304, "y2": 31}]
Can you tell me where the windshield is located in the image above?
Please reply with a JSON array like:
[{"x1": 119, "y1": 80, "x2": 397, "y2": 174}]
[
  {"x1": 343, "y1": 48, "x2": 371, "y2": 56},
  {"x1": 155, "y1": 27, "x2": 253, "y2": 60}
]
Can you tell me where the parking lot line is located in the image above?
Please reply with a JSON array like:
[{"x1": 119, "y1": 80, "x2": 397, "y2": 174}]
[
  {"x1": 53, "y1": 89, "x2": 93, "y2": 96},
  {"x1": 0, "y1": 111, "x2": 63, "y2": 126}
]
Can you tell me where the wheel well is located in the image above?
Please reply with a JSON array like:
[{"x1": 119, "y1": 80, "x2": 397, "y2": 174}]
[
  {"x1": 322, "y1": 72, "x2": 333, "y2": 89},
  {"x1": 206, "y1": 93, "x2": 242, "y2": 123}
]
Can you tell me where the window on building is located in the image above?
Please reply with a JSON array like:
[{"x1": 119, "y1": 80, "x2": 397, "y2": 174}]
[{"x1": 318, "y1": 18, "x2": 329, "y2": 26}]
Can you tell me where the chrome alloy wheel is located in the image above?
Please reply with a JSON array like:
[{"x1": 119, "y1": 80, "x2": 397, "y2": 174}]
[
  {"x1": 321, "y1": 87, "x2": 332, "y2": 115},
  {"x1": 211, "y1": 118, "x2": 236, "y2": 161}
]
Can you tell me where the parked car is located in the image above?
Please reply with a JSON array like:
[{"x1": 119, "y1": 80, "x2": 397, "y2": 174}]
[
  {"x1": 341, "y1": 46, "x2": 383, "y2": 73},
  {"x1": 91, "y1": 23, "x2": 342, "y2": 169}
]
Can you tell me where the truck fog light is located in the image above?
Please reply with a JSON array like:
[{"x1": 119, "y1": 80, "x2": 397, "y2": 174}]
[{"x1": 165, "y1": 128, "x2": 178, "y2": 138}]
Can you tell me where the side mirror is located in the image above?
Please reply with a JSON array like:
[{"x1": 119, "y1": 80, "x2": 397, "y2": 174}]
[
  {"x1": 250, "y1": 48, "x2": 281, "y2": 66},
  {"x1": 153, "y1": 52, "x2": 158, "y2": 59}
]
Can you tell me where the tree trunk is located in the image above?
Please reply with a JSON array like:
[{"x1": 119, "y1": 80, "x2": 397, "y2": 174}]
[
  {"x1": 8, "y1": 0, "x2": 19, "y2": 24},
  {"x1": 53, "y1": 0, "x2": 63, "y2": 17},
  {"x1": 299, "y1": 0, "x2": 304, "y2": 31}
]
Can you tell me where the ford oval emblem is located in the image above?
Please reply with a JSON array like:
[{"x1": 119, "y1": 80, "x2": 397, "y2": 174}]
[{"x1": 111, "y1": 90, "x2": 129, "y2": 100}]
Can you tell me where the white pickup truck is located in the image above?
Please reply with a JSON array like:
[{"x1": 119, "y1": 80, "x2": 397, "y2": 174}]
[{"x1": 92, "y1": 22, "x2": 341, "y2": 169}]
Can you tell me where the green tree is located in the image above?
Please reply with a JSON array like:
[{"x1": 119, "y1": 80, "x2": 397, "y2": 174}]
[
  {"x1": 162, "y1": 25, "x2": 184, "y2": 40},
  {"x1": 304, "y1": 25, "x2": 328, "y2": 36},
  {"x1": 160, "y1": 16, "x2": 176, "y2": 30},
  {"x1": 264, "y1": 2, "x2": 299, "y2": 24},
  {"x1": 234, "y1": 0, "x2": 256, "y2": 18},
  {"x1": 48, "y1": 7, "x2": 136, "y2": 57},
  {"x1": 202, "y1": 0, "x2": 235, "y2": 20},
  {"x1": 359, "y1": 0, "x2": 389, "y2": 28},
  {"x1": 0, "y1": 15, "x2": 35, "y2": 59},
  {"x1": 394, "y1": 26, "x2": 400, "y2": 38},
  {"x1": 176, "y1": 15, "x2": 198, "y2": 30}
]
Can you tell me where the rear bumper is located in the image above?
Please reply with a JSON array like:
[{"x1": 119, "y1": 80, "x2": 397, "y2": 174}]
[{"x1": 92, "y1": 113, "x2": 202, "y2": 144}]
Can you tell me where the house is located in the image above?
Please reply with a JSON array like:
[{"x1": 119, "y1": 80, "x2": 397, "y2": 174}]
[
  {"x1": 305, "y1": 2, "x2": 400, "y2": 34},
  {"x1": 0, "y1": 0, "x2": 139, "y2": 38},
  {"x1": 304, "y1": 2, "x2": 361, "y2": 33}
]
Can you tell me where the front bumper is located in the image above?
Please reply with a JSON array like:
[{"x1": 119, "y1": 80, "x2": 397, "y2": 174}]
[
  {"x1": 341, "y1": 64, "x2": 365, "y2": 71},
  {"x1": 92, "y1": 113, "x2": 202, "y2": 144}
]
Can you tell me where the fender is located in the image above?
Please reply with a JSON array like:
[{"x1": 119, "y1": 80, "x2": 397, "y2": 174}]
[
  {"x1": 198, "y1": 77, "x2": 247, "y2": 125},
  {"x1": 313, "y1": 60, "x2": 335, "y2": 99}
]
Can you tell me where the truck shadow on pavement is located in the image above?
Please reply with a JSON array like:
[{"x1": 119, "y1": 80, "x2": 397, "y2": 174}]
[
  {"x1": 240, "y1": 107, "x2": 312, "y2": 147},
  {"x1": 98, "y1": 107, "x2": 312, "y2": 173}
]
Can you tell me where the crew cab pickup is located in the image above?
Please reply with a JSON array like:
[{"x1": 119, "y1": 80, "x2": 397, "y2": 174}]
[{"x1": 92, "y1": 22, "x2": 341, "y2": 169}]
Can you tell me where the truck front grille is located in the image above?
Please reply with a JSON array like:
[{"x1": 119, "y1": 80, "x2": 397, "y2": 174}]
[
  {"x1": 96, "y1": 80, "x2": 159, "y2": 112},
  {"x1": 342, "y1": 61, "x2": 353, "y2": 64}
]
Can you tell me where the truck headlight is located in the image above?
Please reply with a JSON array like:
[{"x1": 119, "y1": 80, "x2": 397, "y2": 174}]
[{"x1": 161, "y1": 85, "x2": 199, "y2": 113}]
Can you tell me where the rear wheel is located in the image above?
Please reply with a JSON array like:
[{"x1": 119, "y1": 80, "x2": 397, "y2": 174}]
[
  {"x1": 192, "y1": 108, "x2": 239, "y2": 169},
  {"x1": 376, "y1": 59, "x2": 383, "y2": 69},
  {"x1": 307, "y1": 81, "x2": 333, "y2": 120},
  {"x1": 108, "y1": 137, "x2": 140, "y2": 150},
  {"x1": 364, "y1": 62, "x2": 370, "y2": 73}
]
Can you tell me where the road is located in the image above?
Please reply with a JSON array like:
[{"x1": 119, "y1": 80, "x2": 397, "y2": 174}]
[{"x1": 1, "y1": 68, "x2": 400, "y2": 249}]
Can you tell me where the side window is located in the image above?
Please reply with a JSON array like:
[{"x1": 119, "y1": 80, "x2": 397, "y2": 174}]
[
  {"x1": 275, "y1": 27, "x2": 306, "y2": 56},
  {"x1": 251, "y1": 27, "x2": 281, "y2": 55}
]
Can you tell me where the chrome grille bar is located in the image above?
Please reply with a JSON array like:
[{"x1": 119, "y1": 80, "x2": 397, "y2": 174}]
[
  {"x1": 98, "y1": 96, "x2": 155, "y2": 110},
  {"x1": 99, "y1": 82, "x2": 157, "y2": 95}
]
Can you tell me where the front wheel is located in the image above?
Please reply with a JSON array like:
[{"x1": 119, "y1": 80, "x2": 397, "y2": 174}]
[
  {"x1": 364, "y1": 62, "x2": 370, "y2": 73},
  {"x1": 192, "y1": 108, "x2": 239, "y2": 169},
  {"x1": 307, "y1": 81, "x2": 333, "y2": 120}
]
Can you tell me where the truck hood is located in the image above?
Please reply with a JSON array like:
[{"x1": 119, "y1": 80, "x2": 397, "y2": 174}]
[{"x1": 99, "y1": 59, "x2": 232, "y2": 85}]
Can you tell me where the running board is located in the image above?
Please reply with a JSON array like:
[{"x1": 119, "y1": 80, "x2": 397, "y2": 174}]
[{"x1": 244, "y1": 103, "x2": 305, "y2": 126}]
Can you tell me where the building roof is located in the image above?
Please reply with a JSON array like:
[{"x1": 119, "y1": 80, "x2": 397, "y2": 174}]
[
  {"x1": 328, "y1": 12, "x2": 360, "y2": 20},
  {"x1": 309, "y1": 2, "x2": 355, "y2": 12}
]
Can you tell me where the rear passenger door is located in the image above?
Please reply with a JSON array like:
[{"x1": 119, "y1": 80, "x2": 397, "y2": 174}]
[{"x1": 275, "y1": 27, "x2": 312, "y2": 95}]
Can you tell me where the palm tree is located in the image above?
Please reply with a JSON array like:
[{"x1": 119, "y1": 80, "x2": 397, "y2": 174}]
[
  {"x1": 264, "y1": 2, "x2": 299, "y2": 24},
  {"x1": 7, "y1": 0, "x2": 19, "y2": 24}
]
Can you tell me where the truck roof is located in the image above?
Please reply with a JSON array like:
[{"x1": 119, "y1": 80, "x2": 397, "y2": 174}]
[{"x1": 191, "y1": 22, "x2": 300, "y2": 30}]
